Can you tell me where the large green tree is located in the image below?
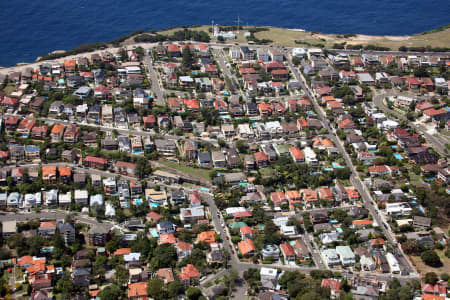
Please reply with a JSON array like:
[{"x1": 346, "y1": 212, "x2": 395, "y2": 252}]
[{"x1": 147, "y1": 278, "x2": 166, "y2": 300}]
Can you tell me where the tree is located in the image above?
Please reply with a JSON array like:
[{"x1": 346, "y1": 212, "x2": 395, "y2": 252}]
[
  {"x1": 115, "y1": 265, "x2": 129, "y2": 286},
  {"x1": 168, "y1": 281, "x2": 184, "y2": 298},
  {"x1": 292, "y1": 56, "x2": 301, "y2": 66},
  {"x1": 421, "y1": 250, "x2": 442, "y2": 268},
  {"x1": 182, "y1": 46, "x2": 194, "y2": 69},
  {"x1": 136, "y1": 157, "x2": 152, "y2": 179},
  {"x1": 218, "y1": 139, "x2": 226, "y2": 148},
  {"x1": 27, "y1": 236, "x2": 45, "y2": 257},
  {"x1": 52, "y1": 228, "x2": 66, "y2": 259},
  {"x1": 186, "y1": 287, "x2": 203, "y2": 300},
  {"x1": 402, "y1": 239, "x2": 420, "y2": 255},
  {"x1": 424, "y1": 272, "x2": 439, "y2": 284},
  {"x1": 235, "y1": 140, "x2": 249, "y2": 153},
  {"x1": 56, "y1": 272, "x2": 78, "y2": 298},
  {"x1": 147, "y1": 278, "x2": 166, "y2": 300},
  {"x1": 150, "y1": 244, "x2": 177, "y2": 269},
  {"x1": 99, "y1": 284, "x2": 122, "y2": 300}
]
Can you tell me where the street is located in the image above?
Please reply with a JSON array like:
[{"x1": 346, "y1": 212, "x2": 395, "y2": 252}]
[
  {"x1": 372, "y1": 92, "x2": 449, "y2": 157},
  {"x1": 285, "y1": 50, "x2": 417, "y2": 276},
  {"x1": 144, "y1": 54, "x2": 165, "y2": 106}
]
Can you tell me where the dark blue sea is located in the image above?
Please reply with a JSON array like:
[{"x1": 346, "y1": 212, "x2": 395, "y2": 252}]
[{"x1": 0, "y1": 0, "x2": 449, "y2": 66}]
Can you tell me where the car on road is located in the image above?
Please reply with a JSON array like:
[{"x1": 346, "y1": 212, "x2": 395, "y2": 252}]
[
  {"x1": 226, "y1": 236, "x2": 229, "y2": 240},
  {"x1": 231, "y1": 250, "x2": 235, "y2": 254}
]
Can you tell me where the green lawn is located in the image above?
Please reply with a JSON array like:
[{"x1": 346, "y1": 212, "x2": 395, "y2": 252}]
[
  {"x1": 158, "y1": 160, "x2": 211, "y2": 182},
  {"x1": 408, "y1": 172, "x2": 423, "y2": 185},
  {"x1": 3, "y1": 85, "x2": 16, "y2": 96},
  {"x1": 259, "y1": 167, "x2": 276, "y2": 178}
]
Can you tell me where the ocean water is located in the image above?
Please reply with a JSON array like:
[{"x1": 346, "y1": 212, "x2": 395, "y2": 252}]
[{"x1": 0, "y1": 0, "x2": 449, "y2": 66}]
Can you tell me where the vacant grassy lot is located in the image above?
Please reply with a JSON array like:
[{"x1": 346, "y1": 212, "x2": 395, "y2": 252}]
[
  {"x1": 253, "y1": 26, "x2": 450, "y2": 50},
  {"x1": 149, "y1": 25, "x2": 450, "y2": 51},
  {"x1": 409, "y1": 250, "x2": 450, "y2": 276},
  {"x1": 158, "y1": 160, "x2": 211, "y2": 182}
]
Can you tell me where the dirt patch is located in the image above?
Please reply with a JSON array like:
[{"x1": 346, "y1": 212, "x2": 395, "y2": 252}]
[{"x1": 409, "y1": 250, "x2": 450, "y2": 276}]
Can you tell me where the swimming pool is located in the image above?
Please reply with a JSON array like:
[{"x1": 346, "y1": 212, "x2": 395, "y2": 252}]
[
  {"x1": 150, "y1": 229, "x2": 159, "y2": 238},
  {"x1": 150, "y1": 203, "x2": 160, "y2": 208},
  {"x1": 332, "y1": 162, "x2": 345, "y2": 169},
  {"x1": 135, "y1": 199, "x2": 142, "y2": 206},
  {"x1": 393, "y1": 153, "x2": 403, "y2": 160}
]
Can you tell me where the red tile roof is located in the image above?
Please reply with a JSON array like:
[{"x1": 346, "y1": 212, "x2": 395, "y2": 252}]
[
  {"x1": 128, "y1": 282, "x2": 148, "y2": 298},
  {"x1": 280, "y1": 243, "x2": 295, "y2": 256},
  {"x1": 321, "y1": 279, "x2": 341, "y2": 292},
  {"x1": 238, "y1": 239, "x2": 256, "y2": 255}
]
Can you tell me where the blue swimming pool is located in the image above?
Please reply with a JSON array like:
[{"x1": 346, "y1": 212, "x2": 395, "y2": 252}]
[
  {"x1": 394, "y1": 153, "x2": 403, "y2": 160},
  {"x1": 150, "y1": 229, "x2": 159, "y2": 238},
  {"x1": 135, "y1": 199, "x2": 142, "y2": 206},
  {"x1": 150, "y1": 203, "x2": 160, "y2": 208},
  {"x1": 332, "y1": 162, "x2": 344, "y2": 169}
]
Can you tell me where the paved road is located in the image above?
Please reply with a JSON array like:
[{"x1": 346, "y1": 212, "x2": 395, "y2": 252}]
[
  {"x1": 3, "y1": 162, "x2": 138, "y2": 182},
  {"x1": 372, "y1": 92, "x2": 449, "y2": 156},
  {"x1": 285, "y1": 51, "x2": 417, "y2": 276},
  {"x1": 15, "y1": 114, "x2": 216, "y2": 146},
  {"x1": 213, "y1": 48, "x2": 239, "y2": 95},
  {"x1": 0, "y1": 210, "x2": 114, "y2": 231},
  {"x1": 144, "y1": 54, "x2": 165, "y2": 106}
]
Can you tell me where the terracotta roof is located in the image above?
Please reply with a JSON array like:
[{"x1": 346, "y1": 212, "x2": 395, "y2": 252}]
[
  {"x1": 58, "y1": 166, "x2": 71, "y2": 177},
  {"x1": 167, "y1": 44, "x2": 180, "y2": 52},
  {"x1": 160, "y1": 234, "x2": 177, "y2": 244},
  {"x1": 271, "y1": 192, "x2": 286, "y2": 203},
  {"x1": 289, "y1": 147, "x2": 304, "y2": 160},
  {"x1": 280, "y1": 243, "x2": 295, "y2": 256},
  {"x1": 180, "y1": 264, "x2": 200, "y2": 280},
  {"x1": 301, "y1": 189, "x2": 318, "y2": 202},
  {"x1": 128, "y1": 282, "x2": 148, "y2": 298},
  {"x1": 176, "y1": 241, "x2": 193, "y2": 251},
  {"x1": 368, "y1": 165, "x2": 389, "y2": 174},
  {"x1": 197, "y1": 231, "x2": 216, "y2": 243},
  {"x1": 113, "y1": 248, "x2": 131, "y2": 256},
  {"x1": 422, "y1": 283, "x2": 446, "y2": 295},
  {"x1": 116, "y1": 161, "x2": 136, "y2": 169},
  {"x1": 240, "y1": 226, "x2": 253, "y2": 235},
  {"x1": 40, "y1": 221, "x2": 56, "y2": 228},
  {"x1": 318, "y1": 187, "x2": 333, "y2": 200},
  {"x1": 345, "y1": 188, "x2": 359, "y2": 199},
  {"x1": 64, "y1": 59, "x2": 76, "y2": 67},
  {"x1": 42, "y1": 166, "x2": 57, "y2": 177},
  {"x1": 84, "y1": 156, "x2": 108, "y2": 164},
  {"x1": 422, "y1": 295, "x2": 445, "y2": 300},
  {"x1": 352, "y1": 219, "x2": 373, "y2": 226},
  {"x1": 254, "y1": 151, "x2": 269, "y2": 161},
  {"x1": 143, "y1": 115, "x2": 156, "y2": 123},
  {"x1": 321, "y1": 279, "x2": 341, "y2": 292},
  {"x1": 189, "y1": 192, "x2": 201, "y2": 204},
  {"x1": 234, "y1": 211, "x2": 253, "y2": 218},
  {"x1": 338, "y1": 118, "x2": 355, "y2": 129},
  {"x1": 51, "y1": 124, "x2": 65, "y2": 134},
  {"x1": 183, "y1": 98, "x2": 199, "y2": 109},
  {"x1": 286, "y1": 190, "x2": 301, "y2": 200},
  {"x1": 146, "y1": 212, "x2": 162, "y2": 221},
  {"x1": 18, "y1": 255, "x2": 33, "y2": 266},
  {"x1": 423, "y1": 108, "x2": 447, "y2": 117},
  {"x1": 370, "y1": 238, "x2": 385, "y2": 246},
  {"x1": 238, "y1": 239, "x2": 256, "y2": 255},
  {"x1": 155, "y1": 268, "x2": 175, "y2": 283}
]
